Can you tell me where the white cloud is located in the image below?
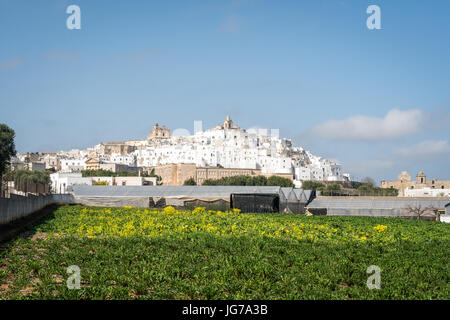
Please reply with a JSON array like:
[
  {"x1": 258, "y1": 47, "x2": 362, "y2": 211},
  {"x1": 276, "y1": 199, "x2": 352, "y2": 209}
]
[
  {"x1": 309, "y1": 109, "x2": 423, "y2": 141},
  {"x1": 394, "y1": 140, "x2": 450, "y2": 157}
]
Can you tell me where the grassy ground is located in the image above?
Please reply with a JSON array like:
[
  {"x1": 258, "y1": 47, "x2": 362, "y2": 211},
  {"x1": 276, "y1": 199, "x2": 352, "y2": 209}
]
[{"x1": 0, "y1": 205, "x2": 448, "y2": 300}]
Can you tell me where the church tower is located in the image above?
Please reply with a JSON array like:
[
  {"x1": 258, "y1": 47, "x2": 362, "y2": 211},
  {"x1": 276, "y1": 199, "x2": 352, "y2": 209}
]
[
  {"x1": 224, "y1": 115, "x2": 232, "y2": 129},
  {"x1": 215, "y1": 115, "x2": 239, "y2": 130},
  {"x1": 416, "y1": 171, "x2": 426, "y2": 184},
  {"x1": 147, "y1": 123, "x2": 171, "y2": 140}
]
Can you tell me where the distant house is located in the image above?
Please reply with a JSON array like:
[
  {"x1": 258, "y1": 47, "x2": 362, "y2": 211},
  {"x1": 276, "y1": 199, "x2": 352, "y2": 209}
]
[
  {"x1": 10, "y1": 158, "x2": 25, "y2": 171},
  {"x1": 50, "y1": 172, "x2": 157, "y2": 193},
  {"x1": 10, "y1": 157, "x2": 45, "y2": 171},
  {"x1": 381, "y1": 171, "x2": 450, "y2": 196},
  {"x1": 59, "y1": 159, "x2": 86, "y2": 173},
  {"x1": 100, "y1": 162, "x2": 131, "y2": 173},
  {"x1": 85, "y1": 156, "x2": 101, "y2": 171},
  {"x1": 27, "y1": 162, "x2": 46, "y2": 171},
  {"x1": 50, "y1": 172, "x2": 92, "y2": 194}
]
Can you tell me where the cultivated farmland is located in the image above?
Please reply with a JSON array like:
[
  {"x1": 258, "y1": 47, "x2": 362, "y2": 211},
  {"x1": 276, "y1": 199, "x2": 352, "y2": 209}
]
[{"x1": 0, "y1": 205, "x2": 448, "y2": 299}]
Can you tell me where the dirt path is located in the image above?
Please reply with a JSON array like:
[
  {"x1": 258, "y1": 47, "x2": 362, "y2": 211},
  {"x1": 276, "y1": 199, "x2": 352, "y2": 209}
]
[{"x1": 0, "y1": 204, "x2": 59, "y2": 246}]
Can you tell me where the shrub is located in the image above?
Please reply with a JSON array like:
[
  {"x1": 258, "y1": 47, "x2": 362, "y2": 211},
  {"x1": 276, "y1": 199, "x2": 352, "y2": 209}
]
[
  {"x1": 93, "y1": 181, "x2": 109, "y2": 186},
  {"x1": 183, "y1": 177, "x2": 197, "y2": 186},
  {"x1": 202, "y1": 175, "x2": 293, "y2": 187},
  {"x1": 301, "y1": 180, "x2": 326, "y2": 190}
]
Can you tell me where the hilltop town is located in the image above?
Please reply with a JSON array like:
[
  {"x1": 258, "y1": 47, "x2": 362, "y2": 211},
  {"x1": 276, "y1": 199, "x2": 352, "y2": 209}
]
[{"x1": 11, "y1": 116, "x2": 349, "y2": 188}]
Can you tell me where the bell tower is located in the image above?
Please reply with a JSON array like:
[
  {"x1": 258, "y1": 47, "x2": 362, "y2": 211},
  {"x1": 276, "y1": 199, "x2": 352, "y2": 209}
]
[
  {"x1": 224, "y1": 115, "x2": 232, "y2": 129},
  {"x1": 416, "y1": 171, "x2": 426, "y2": 184}
]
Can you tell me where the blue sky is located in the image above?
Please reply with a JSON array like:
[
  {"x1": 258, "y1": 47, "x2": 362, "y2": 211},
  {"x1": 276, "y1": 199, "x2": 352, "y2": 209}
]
[{"x1": 1, "y1": 0, "x2": 449, "y2": 183}]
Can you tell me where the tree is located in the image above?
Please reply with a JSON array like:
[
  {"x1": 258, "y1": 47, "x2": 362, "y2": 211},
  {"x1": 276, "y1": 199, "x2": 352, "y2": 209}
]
[
  {"x1": 362, "y1": 177, "x2": 376, "y2": 187},
  {"x1": 266, "y1": 175, "x2": 294, "y2": 188},
  {"x1": 0, "y1": 124, "x2": 16, "y2": 177},
  {"x1": 0, "y1": 124, "x2": 16, "y2": 196},
  {"x1": 183, "y1": 177, "x2": 197, "y2": 185},
  {"x1": 382, "y1": 187, "x2": 398, "y2": 196},
  {"x1": 201, "y1": 175, "x2": 294, "y2": 187},
  {"x1": 81, "y1": 169, "x2": 116, "y2": 177},
  {"x1": 249, "y1": 175, "x2": 267, "y2": 186},
  {"x1": 148, "y1": 168, "x2": 162, "y2": 185},
  {"x1": 357, "y1": 184, "x2": 373, "y2": 195},
  {"x1": 405, "y1": 204, "x2": 439, "y2": 220},
  {"x1": 301, "y1": 180, "x2": 325, "y2": 190},
  {"x1": 325, "y1": 183, "x2": 341, "y2": 195},
  {"x1": 11, "y1": 170, "x2": 51, "y2": 194}
]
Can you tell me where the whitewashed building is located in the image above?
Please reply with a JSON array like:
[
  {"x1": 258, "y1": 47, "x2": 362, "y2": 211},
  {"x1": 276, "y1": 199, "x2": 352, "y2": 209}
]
[
  {"x1": 404, "y1": 187, "x2": 450, "y2": 198},
  {"x1": 53, "y1": 116, "x2": 348, "y2": 185}
]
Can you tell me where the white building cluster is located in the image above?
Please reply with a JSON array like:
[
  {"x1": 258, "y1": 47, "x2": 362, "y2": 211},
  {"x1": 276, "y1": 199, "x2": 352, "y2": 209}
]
[
  {"x1": 22, "y1": 116, "x2": 350, "y2": 187},
  {"x1": 134, "y1": 118, "x2": 347, "y2": 183}
]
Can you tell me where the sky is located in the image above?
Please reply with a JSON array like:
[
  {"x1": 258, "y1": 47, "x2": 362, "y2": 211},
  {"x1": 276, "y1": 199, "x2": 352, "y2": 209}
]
[{"x1": 1, "y1": 0, "x2": 449, "y2": 183}]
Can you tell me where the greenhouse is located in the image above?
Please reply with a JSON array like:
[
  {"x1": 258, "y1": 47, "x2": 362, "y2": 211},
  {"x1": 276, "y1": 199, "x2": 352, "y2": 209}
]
[{"x1": 70, "y1": 185, "x2": 314, "y2": 212}]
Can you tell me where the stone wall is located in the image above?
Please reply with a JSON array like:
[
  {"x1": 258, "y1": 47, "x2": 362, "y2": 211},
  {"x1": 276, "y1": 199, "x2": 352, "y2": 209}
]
[{"x1": 0, "y1": 194, "x2": 75, "y2": 225}]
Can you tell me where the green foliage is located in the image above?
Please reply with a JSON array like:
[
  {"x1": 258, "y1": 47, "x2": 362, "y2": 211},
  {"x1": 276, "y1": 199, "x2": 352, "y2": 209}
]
[
  {"x1": 183, "y1": 177, "x2": 197, "y2": 186},
  {"x1": 266, "y1": 175, "x2": 294, "y2": 187},
  {"x1": 350, "y1": 181, "x2": 364, "y2": 189},
  {"x1": 301, "y1": 180, "x2": 326, "y2": 190},
  {"x1": 0, "y1": 205, "x2": 448, "y2": 299},
  {"x1": 82, "y1": 169, "x2": 126, "y2": 177},
  {"x1": 361, "y1": 177, "x2": 376, "y2": 186},
  {"x1": 148, "y1": 169, "x2": 162, "y2": 184},
  {"x1": 8, "y1": 169, "x2": 50, "y2": 193},
  {"x1": 93, "y1": 181, "x2": 109, "y2": 186},
  {"x1": 357, "y1": 185, "x2": 398, "y2": 196},
  {"x1": 326, "y1": 183, "x2": 341, "y2": 192},
  {"x1": 301, "y1": 180, "x2": 398, "y2": 196},
  {"x1": 0, "y1": 124, "x2": 16, "y2": 177},
  {"x1": 11, "y1": 169, "x2": 50, "y2": 185},
  {"x1": 318, "y1": 183, "x2": 342, "y2": 195},
  {"x1": 202, "y1": 175, "x2": 294, "y2": 187}
]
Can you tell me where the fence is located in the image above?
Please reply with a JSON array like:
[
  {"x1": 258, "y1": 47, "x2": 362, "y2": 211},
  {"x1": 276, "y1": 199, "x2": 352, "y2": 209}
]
[
  {"x1": 0, "y1": 194, "x2": 75, "y2": 225},
  {"x1": 1, "y1": 180, "x2": 50, "y2": 198},
  {"x1": 12, "y1": 180, "x2": 50, "y2": 195},
  {"x1": 0, "y1": 180, "x2": 7, "y2": 198}
]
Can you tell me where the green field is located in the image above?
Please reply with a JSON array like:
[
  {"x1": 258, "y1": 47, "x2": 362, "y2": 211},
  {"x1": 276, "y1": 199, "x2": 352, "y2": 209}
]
[{"x1": 0, "y1": 205, "x2": 449, "y2": 299}]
